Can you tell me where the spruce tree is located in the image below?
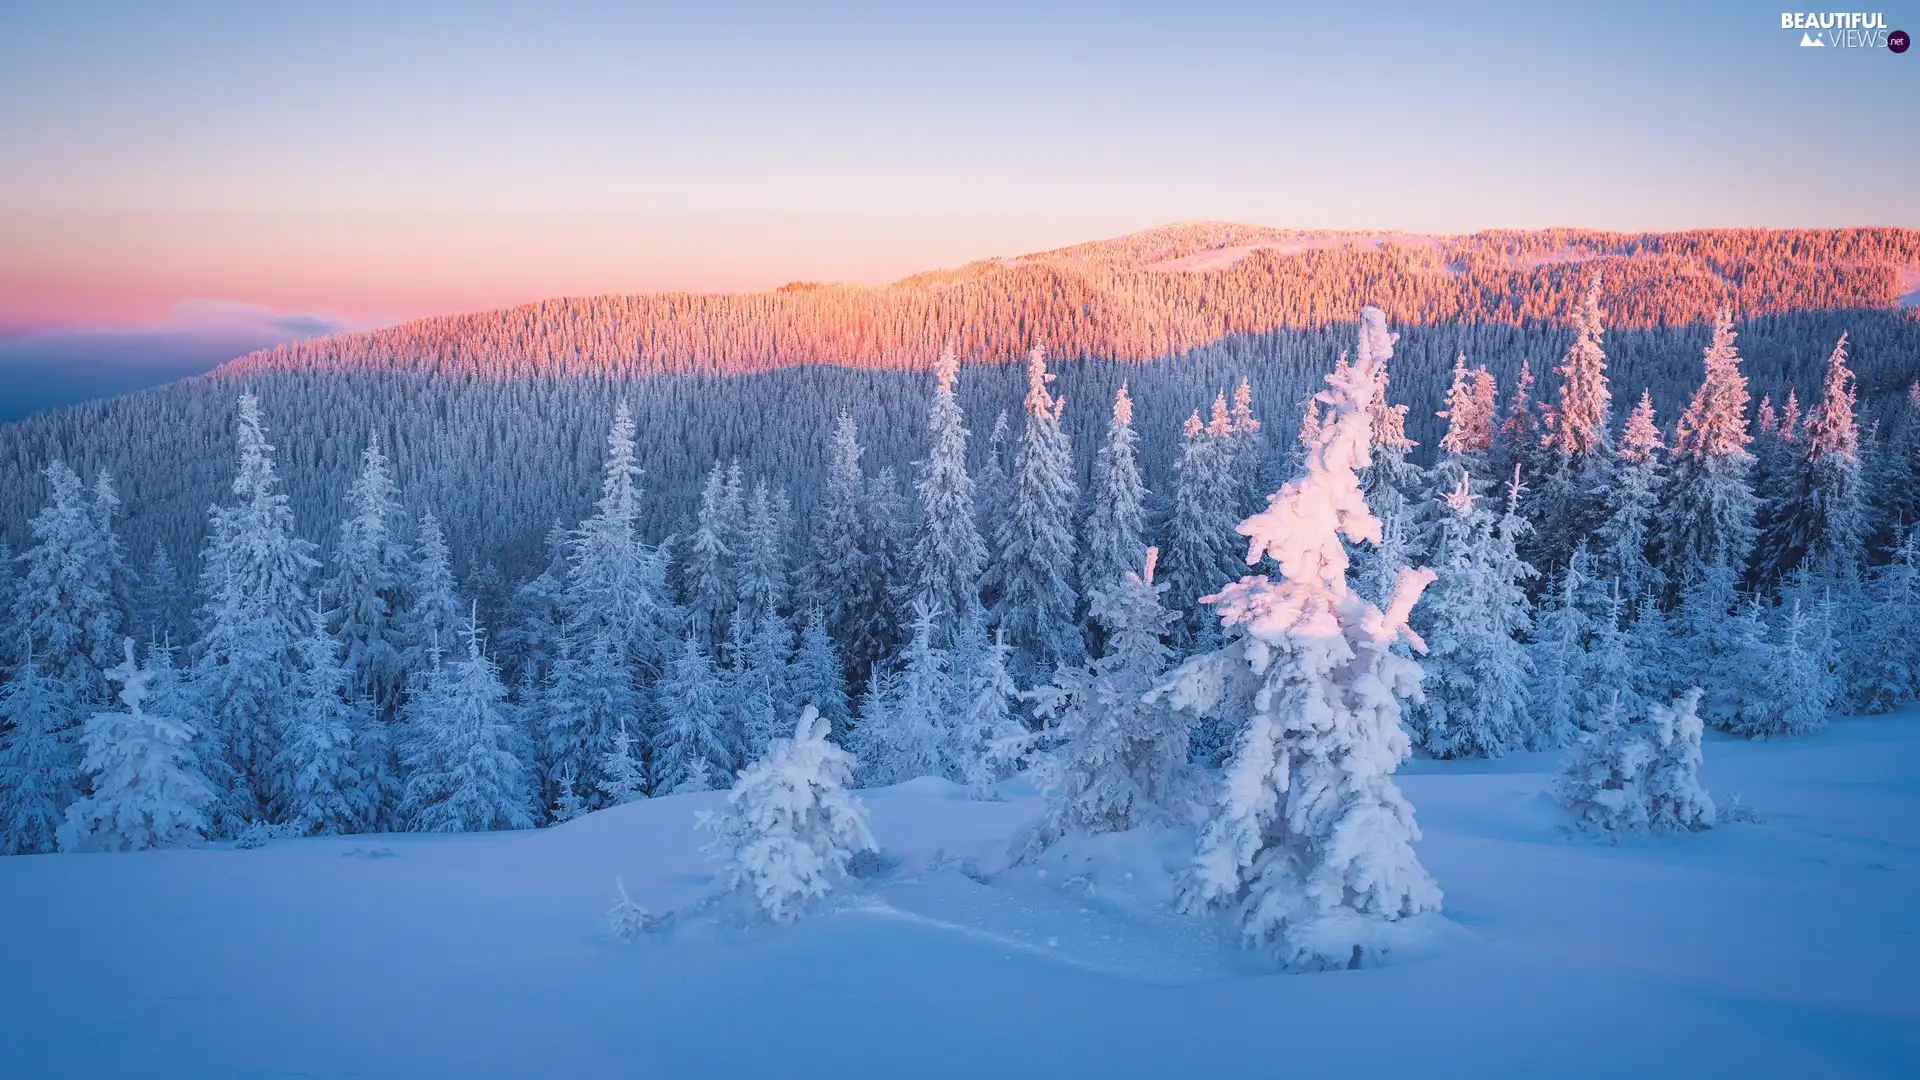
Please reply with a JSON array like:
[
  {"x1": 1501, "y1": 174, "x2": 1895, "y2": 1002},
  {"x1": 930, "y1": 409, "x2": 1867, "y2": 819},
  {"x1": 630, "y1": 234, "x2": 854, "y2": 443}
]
[
  {"x1": 323, "y1": 435, "x2": 411, "y2": 715},
  {"x1": 400, "y1": 511, "x2": 464, "y2": 674},
  {"x1": 60, "y1": 639, "x2": 212, "y2": 852},
  {"x1": 0, "y1": 642, "x2": 78, "y2": 854},
  {"x1": 1160, "y1": 407, "x2": 1242, "y2": 649},
  {"x1": 910, "y1": 345, "x2": 987, "y2": 631},
  {"x1": 1080, "y1": 383, "x2": 1150, "y2": 608},
  {"x1": 733, "y1": 481, "x2": 790, "y2": 631},
  {"x1": 809, "y1": 414, "x2": 890, "y2": 685},
  {"x1": 853, "y1": 598, "x2": 952, "y2": 786},
  {"x1": 276, "y1": 611, "x2": 371, "y2": 835},
  {"x1": 948, "y1": 614, "x2": 1026, "y2": 799},
  {"x1": 652, "y1": 636, "x2": 733, "y2": 793},
  {"x1": 987, "y1": 347, "x2": 1081, "y2": 676},
  {"x1": 1433, "y1": 353, "x2": 1497, "y2": 488},
  {"x1": 136, "y1": 543, "x2": 185, "y2": 648},
  {"x1": 597, "y1": 719, "x2": 647, "y2": 805},
  {"x1": 1857, "y1": 530, "x2": 1920, "y2": 713},
  {"x1": 1532, "y1": 279, "x2": 1615, "y2": 570},
  {"x1": 12, "y1": 461, "x2": 125, "y2": 704},
  {"x1": 1355, "y1": 360, "x2": 1428, "y2": 612},
  {"x1": 1490, "y1": 359, "x2": 1546, "y2": 495},
  {"x1": 683, "y1": 462, "x2": 737, "y2": 655},
  {"x1": 565, "y1": 403, "x2": 676, "y2": 681},
  {"x1": 789, "y1": 608, "x2": 850, "y2": 730},
  {"x1": 1675, "y1": 562, "x2": 1767, "y2": 732},
  {"x1": 1757, "y1": 334, "x2": 1868, "y2": 587},
  {"x1": 1661, "y1": 314, "x2": 1758, "y2": 588},
  {"x1": 400, "y1": 611, "x2": 535, "y2": 833},
  {"x1": 1594, "y1": 391, "x2": 1667, "y2": 603},
  {"x1": 1228, "y1": 377, "x2": 1270, "y2": 517}
]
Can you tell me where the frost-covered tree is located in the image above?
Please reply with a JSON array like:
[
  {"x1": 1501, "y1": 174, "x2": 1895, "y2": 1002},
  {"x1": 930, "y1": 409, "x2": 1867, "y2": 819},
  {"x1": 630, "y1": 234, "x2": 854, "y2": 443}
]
[
  {"x1": 1728, "y1": 599, "x2": 1833, "y2": 739},
  {"x1": 1856, "y1": 531, "x2": 1920, "y2": 713},
  {"x1": 789, "y1": 608, "x2": 850, "y2": 730},
  {"x1": 1594, "y1": 391, "x2": 1667, "y2": 603},
  {"x1": 597, "y1": 719, "x2": 648, "y2": 806},
  {"x1": 1553, "y1": 689, "x2": 1715, "y2": 837},
  {"x1": 1490, "y1": 359, "x2": 1546, "y2": 501},
  {"x1": 1079, "y1": 383, "x2": 1150, "y2": 609},
  {"x1": 809, "y1": 415, "x2": 892, "y2": 685},
  {"x1": 988, "y1": 347, "x2": 1081, "y2": 675},
  {"x1": 11, "y1": 461, "x2": 125, "y2": 704},
  {"x1": 194, "y1": 394, "x2": 319, "y2": 814},
  {"x1": 1661, "y1": 314, "x2": 1758, "y2": 587},
  {"x1": 275, "y1": 612, "x2": 371, "y2": 834},
  {"x1": 400, "y1": 511, "x2": 464, "y2": 670},
  {"x1": 733, "y1": 481, "x2": 790, "y2": 631},
  {"x1": 1023, "y1": 548, "x2": 1200, "y2": 854},
  {"x1": 696, "y1": 705, "x2": 878, "y2": 923},
  {"x1": 1527, "y1": 561, "x2": 1590, "y2": 750},
  {"x1": 136, "y1": 543, "x2": 185, "y2": 648},
  {"x1": 1627, "y1": 594, "x2": 1682, "y2": 705},
  {"x1": 1355, "y1": 361, "x2": 1428, "y2": 612},
  {"x1": 565, "y1": 403, "x2": 676, "y2": 680},
  {"x1": 948, "y1": 615, "x2": 1027, "y2": 799},
  {"x1": 59, "y1": 638, "x2": 212, "y2": 852},
  {"x1": 1157, "y1": 308, "x2": 1442, "y2": 970},
  {"x1": 1757, "y1": 334, "x2": 1868, "y2": 587},
  {"x1": 1433, "y1": 354, "x2": 1497, "y2": 486},
  {"x1": 683, "y1": 462, "x2": 738, "y2": 655},
  {"x1": 852, "y1": 598, "x2": 952, "y2": 786},
  {"x1": 652, "y1": 636, "x2": 733, "y2": 793},
  {"x1": 571, "y1": 629, "x2": 640, "y2": 805},
  {"x1": 549, "y1": 762, "x2": 588, "y2": 823},
  {"x1": 735, "y1": 612, "x2": 794, "y2": 762},
  {"x1": 910, "y1": 345, "x2": 987, "y2": 631},
  {"x1": 1534, "y1": 279, "x2": 1615, "y2": 566},
  {"x1": 1409, "y1": 474, "x2": 1536, "y2": 758},
  {"x1": 400, "y1": 612, "x2": 535, "y2": 833},
  {"x1": 323, "y1": 435, "x2": 411, "y2": 714},
  {"x1": 1228, "y1": 377, "x2": 1270, "y2": 517},
  {"x1": 0, "y1": 643, "x2": 78, "y2": 854},
  {"x1": 1674, "y1": 563, "x2": 1766, "y2": 732},
  {"x1": 1160, "y1": 405, "x2": 1244, "y2": 649},
  {"x1": 974, "y1": 411, "x2": 1015, "y2": 608}
]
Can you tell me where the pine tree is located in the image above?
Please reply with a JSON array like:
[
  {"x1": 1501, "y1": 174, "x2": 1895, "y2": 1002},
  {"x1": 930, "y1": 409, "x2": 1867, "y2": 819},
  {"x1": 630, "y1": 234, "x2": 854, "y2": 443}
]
[
  {"x1": 136, "y1": 543, "x2": 185, "y2": 647},
  {"x1": 194, "y1": 394, "x2": 319, "y2": 816},
  {"x1": 1022, "y1": 548, "x2": 1200, "y2": 853},
  {"x1": 275, "y1": 611, "x2": 370, "y2": 834},
  {"x1": 323, "y1": 435, "x2": 411, "y2": 715},
  {"x1": 1228, "y1": 377, "x2": 1270, "y2": 517},
  {"x1": 400, "y1": 511, "x2": 464, "y2": 677},
  {"x1": 1159, "y1": 307, "x2": 1441, "y2": 970},
  {"x1": 653, "y1": 636, "x2": 733, "y2": 793},
  {"x1": 0, "y1": 642, "x2": 79, "y2": 854},
  {"x1": 683, "y1": 462, "x2": 738, "y2": 655},
  {"x1": 1409, "y1": 474, "x2": 1537, "y2": 758},
  {"x1": 1661, "y1": 313, "x2": 1758, "y2": 588},
  {"x1": 910, "y1": 345, "x2": 987, "y2": 631},
  {"x1": 853, "y1": 598, "x2": 952, "y2": 786},
  {"x1": 1594, "y1": 391, "x2": 1667, "y2": 603},
  {"x1": 1757, "y1": 334, "x2": 1868, "y2": 587},
  {"x1": 733, "y1": 481, "x2": 790, "y2": 631},
  {"x1": 60, "y1": 638, "x2": 212, "y2": 852},
  {"x1": 1554, "y1": 689, "x2": 1715, "y2": 837},
  {"x1": 1160, "y1": 408, "x2": 1243, "y2": 649},
  {"x1": 1857, "y1": 530, "x2": 1920, "y2": 713},
  {"x1": 809, "y1": 414, "x2": 889, "y2": 685},
  {"x1": 597, "y1": 719, "x2": 647, "y2": 805},
  {"x1": 948, "y1": 615, "x2": 1027, "y2": 799},
  {"x1": 696, "y1": 705, "x2": 878, "y2": 923},
  {"x1": 789, "y1": 608, "x2": 850, "y2": 730},
  {"x1": 399, "y1": 611, "x2": 535, "y2": 833},
  {"x1": 12, "y1": 461, "x2": 125, "y2": 705},
  {"x1": 1079, "y1": 383, "x2": 1150, "y2": 609},
  {"x1": 987, "y1": 347, "x2": 1081, "y2": 676},
  {"x1": 1675, "y1": 562, "x2": 1767, "y2": 732},
  {"x1": 565, "y1": 403, "x2": 676, "y2": 681}
]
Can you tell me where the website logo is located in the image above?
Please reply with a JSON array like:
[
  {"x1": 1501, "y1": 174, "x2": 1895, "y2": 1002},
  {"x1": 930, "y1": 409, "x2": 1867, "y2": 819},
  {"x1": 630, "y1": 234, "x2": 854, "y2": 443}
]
[{"x1": 1781, "y1": 11, "x2": 1903, "y2": 49}]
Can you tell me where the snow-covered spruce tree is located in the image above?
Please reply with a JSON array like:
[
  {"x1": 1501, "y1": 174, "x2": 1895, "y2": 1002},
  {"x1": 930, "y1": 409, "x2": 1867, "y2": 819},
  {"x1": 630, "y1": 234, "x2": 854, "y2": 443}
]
[
  {"x1": 1856, "y1": 530, "x2": 1920, "y2": 713},
  {"x1": 549, "y1": 762, "x2": 587, "y2": 823},
  {"x1": 136, "y1": 543, "x2": 185, "y2": 648},
  {"x1": 1660, "y1": 313, "x2": 1758, "y2": 589},
  {"x1": 851, "y1": 598, "x2": 952, "y2": 786},
  {"x1": 1157, "y1": 307, "x2": 1442, "y2": 971},
  {"x1": 399, "y1": 611, "x2": 535, "y2": 833},
  {"x1": 737, "y1": 612, "x2": 794, "y2": 762},
  {"x1": 1433, "y1": 354, "x2": 1497, "y2": 488},
  {"x1": 948, "y1": 614, "x2": 1027, "y2": 799},
  {"x1": 571, "y1": 629, "x2": 640, "y2": 805},
  {"x1": 1553, "y1": 689, "x2": 1714, "y2": 837},
  {"x1": 1593, "y1": 391, "x2": 1667, "y2": 604},
  {"x1": 1355, "y1": 360, "x2": 1428, "y2": 613},
  {"x1": 1489, "y1": 359, "x2": 1547, "y2": 505},
  {"x1": 1726, "y1": 598, "x2": 1833, "y2": 739},
  {"x1": 565, "y1": 403, "x2": 677, "y2": 681},
  {"x1": 12, "y1": 461, "x2": 125, "y2": 705},
  {"x1": 597, "y1": 719, "x2": 647, "y2": 806},
  {"x1": 1674, "y1": 562, "x2": 1767, "y2": 732},
  {"x1": 1079, "y1": 383, "x2": 1150, "y2": 618},
  {"x1": 1022, "y1": 547, "x2": 1201, "y2": 854},
  {"x1": 987, "y1": 347, "x2": 1081, "y2": 677},
  {"x1": 0, "y1": 642, "x2": 78, "y2": 854},
  {"x1": 194, "y1": 393, "x2": 319, "y2": 818},
  {"x1": 1408, "y1": 474, "x2": 1536, "y2": 759},
  {"x1": 909, "y1": 345, "x2": 987, "y2": 635},
  {"x1": 1532, "y1": 278, "x2": 1615, "y2": 569},
  {"x1": 652, "y1": 636, "x2": 733, "y2": 793},
  {"x1": 1869, "y1": 388, "x2": 1920, "y2": 557},
  {"x1": 323, "y1": 435, "x2": 412, "y2": 716},
  {"x1": 683, "y1": 462, "x2": 738, "y2": 656},
  {"x1": 1627, "y1": 593, "x2": 1682, "y2": 705},
  {"x1": 808, "y1": 414, "x2": 893, "y2": 687},
  {"x1": 275, "y1": 611, "x2": 371, "y2": 834},
  {"x1": 399, "y1": 511, "x2": 464, "y2": 675},
  {"x1": 974, "y1": 411, "x2": 1015, "y2": 611},
  {"x1": 696, "y1": 705, "x2": 878, "y2": 923},
  {"x1": 1160, "y1": 406, "x2": 1245, "y2": 651},
  {"x1": 1757, "y1": 334, "x2": 1869, "y2": 588},
  {"x1": 60, "y1": 638, "x2": 212, "y2": 852},
  {"x1": 790, "y1": 607, "x2": 850, "y2": 730},
  {"x1": 733, "y1": 481, "x2": 789, "y2": 631},
  {"x1": 1229, "y1": 377, "x2": 1270, "y2": 518},
  {"x1": 1526, "y1": 561, "x2": 1589, "y2": 750}
]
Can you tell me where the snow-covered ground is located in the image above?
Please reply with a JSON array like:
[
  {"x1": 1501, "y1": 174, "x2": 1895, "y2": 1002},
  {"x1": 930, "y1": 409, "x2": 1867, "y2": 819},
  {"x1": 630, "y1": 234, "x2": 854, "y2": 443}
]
[{"x1": 4, "y1": 712, "x2": 1917, "y2": 1079}]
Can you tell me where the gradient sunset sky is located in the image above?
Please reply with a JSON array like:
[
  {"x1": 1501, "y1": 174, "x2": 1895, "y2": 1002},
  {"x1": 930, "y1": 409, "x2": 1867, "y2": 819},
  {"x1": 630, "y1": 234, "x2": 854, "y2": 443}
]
[{"x1": 3, "y1": 0, "x2": 1916, "y2": 334}]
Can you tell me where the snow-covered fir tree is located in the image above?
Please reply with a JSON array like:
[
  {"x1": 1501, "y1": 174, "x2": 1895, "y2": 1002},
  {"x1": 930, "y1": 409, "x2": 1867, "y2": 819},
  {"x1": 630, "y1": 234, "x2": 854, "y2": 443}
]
[
  {"x1": 1228, "y1": 377, "x2": 1270, "y2": 517},
  {"x1": 1079, "y1": 383, "x2": 1150, "y2": 612},
  {"x1": 570, "y1": 629, "x2": 640, "y2": 805},
  {"x1": 1553, "y1": 689, "x2": 1714, "y2": 837},
  {"x1": 1433, "y1": 353, "x2": 1497, "y2": 487},
  {"x1": 1159, "y1": 405, "x2": 1243, "y2": 649},
  {"x1": 947, "y1": 614, "x2": 1027, "y2": 799},
  {"x1": 735, "y1": 612, "x2": 794, "y2": 762},
  {"x1": 987, "y1": 347, "x2": 1081, "y2": 676},
  {"x1": 809, "y1": 414, "x2": 893, "y2": 686},
  {"x1": 322, "y1": 435, "x2": 411, "y2": 715},
  {"x1": 1627, "y1": 593, "x2": 1682, "y2": 705},
  {"x1": 652, "y1": 636, "x2": 733, "y2": 793},
  {"x1": 1355, "y1": 359, "x2": 1428, "y2": 612},
  {"x1": 1532, "y1": 278, "x2": 1615, "y2": 567},
  {"x1": 400, "y1": 511, "x2": 464, "y2": 676},
  {"x1": 789, "y1": 607, "x2": 850, "y2": 730},
  {"x1": 1526, "y1": 562, "x2": 1588, "y2": 751},
  {"x1": 1022, "y1": 548, "x2": 1200, "y2": 854},
  {"x1": 733, "y1": 481, "x2": 790, "y2": 631},
  {"x1": 909, "y1": 345, "x2": 987, "y2": 633},
  {"x1": 59, "y1": 638, "x2": 212, "y2": 852},
  {"x1": 1757, "y1": 334, "x2": 1868, "y2": 588},
  {"x1": 1158, "y1": 307, "x2": 1442, "y2": 971},
  {"x1": 1674, "y1": 562, "x2": 1766, "y2": 732},
  {"x1": 597, "y1": 719, "x2": 647, "y2": 805},
  {"x1": 136, "y1": 542, "x2": 185, "y2": 647},
  {"x1": 1728, "y1": 598, "x2": 1833, "y2": 739},
  {"x1": 1661, "y1": 313, "x2": 1758, "y2": 588},
  {"x1": 193, "y1": 394, "x2": 319, "y2": 819},
  {"x1": 852, "y1": 598, "x2": 952, "y2": 786},
  {"x1": 564, "y1": 403, "x2": 677, "y2": 680},
  {"x1": 1409, "y1": 474, "x2": 1536, "y2": 758},
  {"x1": 1856, "y1": 530, "x2": 1920, "y2": 713},
  {"x1": 696, "y1": 704, "x2": 878, "y2": 923},
  {"x1": 1489, "y1": 358, "x2": 1547, "y2": 501},
  {"x1": 1593, "y1": 391, "x2": 1667, "y2": 603},
  {"x1": 682, "y1": 462, "x2": 738, "y2": 656},
  {"x1": 549, "y1": 762, "x2": 588, "y2": 823},
  {"x1": 0, "y1": 642, "x2": 78, "y2": 854},
  {"x1": 400, "y1": 610, "x2": 535, "y2": 833},
  {"x1": 275, "y1": 611, "x2": 371, "y2": 834},
  {"x1": 11, "y1": 461, "x2": 125, "y2": 704}
]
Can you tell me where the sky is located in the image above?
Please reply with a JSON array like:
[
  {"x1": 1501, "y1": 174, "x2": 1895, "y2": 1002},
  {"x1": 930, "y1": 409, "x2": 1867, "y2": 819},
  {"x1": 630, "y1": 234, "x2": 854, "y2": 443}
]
[{"x1": 2, "y1": 0, "x2": 1916, "y2": 340}]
